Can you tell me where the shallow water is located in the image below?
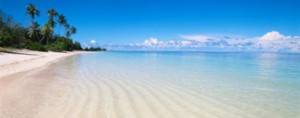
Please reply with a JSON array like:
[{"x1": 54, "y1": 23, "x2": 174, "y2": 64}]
[{"x1": 12, "y1": 51, "x2": 300, "y2": 118}]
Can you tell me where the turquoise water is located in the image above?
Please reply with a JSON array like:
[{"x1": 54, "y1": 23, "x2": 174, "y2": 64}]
[{"x1": 55, "y1": 51, "x2": 300, "y2": 117}]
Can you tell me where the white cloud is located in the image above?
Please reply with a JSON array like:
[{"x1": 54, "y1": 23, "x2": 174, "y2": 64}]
[
  {"x1": 180, "y1": 40, "x2": 192, "y2": 46},
  {"x1": 111, "y1": 31, "x2": 300, "y2": 53},
  {"x1": 260, "y1": 31, "x2": 286, "y2": 41},
  {"x1": 256, "y1": 31, "x2": 300, "y2": 52},
  {"x1": 180, "y1": 34, "x2": 213, "y2": 42},
  {"x1": 90, "y1": 40, "x2": 97, "y2": 44},
  {"x1": 143, "y1": 37, "x2": 159, "y2": 46}
]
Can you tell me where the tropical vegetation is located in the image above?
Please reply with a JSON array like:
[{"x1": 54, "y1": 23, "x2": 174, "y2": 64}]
[
  {"x1": 0, "y1": 3, "x2": 105, "y2": 52},
  {"x1": 84, "y1": 47, "x2": 107, "y2": 51}
]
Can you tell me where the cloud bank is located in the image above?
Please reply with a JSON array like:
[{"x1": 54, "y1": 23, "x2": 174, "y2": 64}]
[{"x1": 105, "y1": 31, "x2": 300, "y2": 53}]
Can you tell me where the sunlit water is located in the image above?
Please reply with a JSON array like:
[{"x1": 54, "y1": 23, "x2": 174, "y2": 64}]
[{"x1": 46, "y1": 51, "x2": 300, "y2": 118}]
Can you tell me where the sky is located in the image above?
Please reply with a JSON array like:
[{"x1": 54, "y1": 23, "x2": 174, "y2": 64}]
[{"x1": 0, "y1": 0, "x2": 299, "y2": 52}]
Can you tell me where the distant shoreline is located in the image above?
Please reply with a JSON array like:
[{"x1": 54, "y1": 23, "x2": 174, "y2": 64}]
[{"x1": 106, "y1": 50, "x2": 300, "y2": 55}]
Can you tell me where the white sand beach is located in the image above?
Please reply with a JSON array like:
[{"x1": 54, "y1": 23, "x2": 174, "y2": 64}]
[
  {"x1": 0, "y1": 50, "x2": 82, "y2": 78},
  {"x1": 0, "y1": 50, "x2": 86, "y2": 118},
  {"x1": 1, "y1": 0, "x2": 299, "y2": 117}
]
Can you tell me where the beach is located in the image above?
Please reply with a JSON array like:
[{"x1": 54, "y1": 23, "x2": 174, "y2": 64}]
[
  {"x1": 1, "y1": 0, "x2": 299, "y2": 117},
  {"x1": 0, "y1": 50, "x2": 84, "y2": 117},
  {"x1": 0, "y1": 50, "x2": 83, "y2": 78},
  {"x1": 0, "y1": 51, "x2": 299, "y2": 118}
]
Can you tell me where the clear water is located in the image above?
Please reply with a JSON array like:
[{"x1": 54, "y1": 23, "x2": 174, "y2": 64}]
[{"x1": 53, "y1": 51, "x2": 300, "y2": 118}]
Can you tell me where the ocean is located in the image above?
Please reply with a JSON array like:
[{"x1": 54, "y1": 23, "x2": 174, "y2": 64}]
[{"x1": 47, "y1": 51, "x2": 300, "y2": 118}]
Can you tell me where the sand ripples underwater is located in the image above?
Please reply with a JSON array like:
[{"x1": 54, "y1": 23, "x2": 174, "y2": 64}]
[{"x1": 1, "y1": 52, "x2": 300, "y2": 118}]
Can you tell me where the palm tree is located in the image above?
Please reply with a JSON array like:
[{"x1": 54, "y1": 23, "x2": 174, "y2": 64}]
[
  {"x1": 46, "y1": 8, "x2": 58, "y2": 44},
  {"x1": 27, "y1": 21, "x2": 40, "y2": 41},
  {"x1": 57, "y1": 14, "x2": 67, "y2": 36},
  {"x1": 47, "y1": 9, "x2": 58, "y2": 28},
  {"x1": 70, "y1": 26, "x2": 76, "y2": 35},
  {"x1": 41, "y1": 22, "x2": 51, "y2": 45},
  {"x1": 26, "y1": 3, "x2": 39, "y2": 25},
  {"x1": 64, "y1": 23, "x2": 70, "y2": 37},
  {"x1": 26, "y1": 3, "x2": 39, "y2": 41},
  {"x1": 66, "y1": 26, "x2": 76, "y2": 38}
]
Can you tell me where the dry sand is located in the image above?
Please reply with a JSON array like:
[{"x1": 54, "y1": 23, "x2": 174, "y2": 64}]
[{"x1": 0, "y1": 50, "x2": 82, "y2": 78}]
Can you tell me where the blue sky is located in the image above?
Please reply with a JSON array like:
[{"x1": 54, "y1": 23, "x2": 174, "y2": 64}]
[{"x1": 0, "y1": 0, "x2": 299, "y2": 52}]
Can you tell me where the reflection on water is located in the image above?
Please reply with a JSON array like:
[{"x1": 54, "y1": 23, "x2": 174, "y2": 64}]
[{"x1": 256, "y1": 53, "x2": 279, "y2": 80}]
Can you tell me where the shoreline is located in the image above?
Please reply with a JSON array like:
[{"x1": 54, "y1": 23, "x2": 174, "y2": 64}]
[{"x1": 0, "y1": 50, "x2": 87, "y2": 79}]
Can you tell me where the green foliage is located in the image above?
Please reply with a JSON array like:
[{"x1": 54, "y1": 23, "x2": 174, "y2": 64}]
[
  {"x1": 25, "y1": 41, "x2": 47, "y2": 51},
  {"x1": 27, "y1": 21, "x2": 41, "y2": 42},
  {"x1": 46, "y1": 41, "x2": 65, "y2": 52},
  {"x1": 26, "y1": 3, "x2": 39, "y2": 19},
  {"x1": 26, "y1": 4, "x2": 40, "y2": 42},
  {"x1": 84, "y1": 47, "x2": 106, "y2": 51},
  {"x1": 47, "y1": 37, "x2": 83, "y2": 51},
  {"x1": 0, "y1": 31, "x2": 13, "y2": 46},
  {"x1": 41, "y1": 22, "x2": 52, "y2": 45},
  {"x1": 0, "y1": 12, "x2": 27, "y2": 48},
  {"x1": 47, "y1": 9, "x2": 58, "y2": 29},
  {"x1": 58, "y1": 14, "x2": 67, "y2": 27},
  {"x1": 0, "y1": 3, "x2": 105, "y2": 52},
  {"x1": 73, "y1": 41, "x2": 82, "y2": 50}
]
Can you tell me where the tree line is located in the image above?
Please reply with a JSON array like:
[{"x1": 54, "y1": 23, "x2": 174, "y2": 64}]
[{"x1": 0, "y1": 3, "x2": 105, "y2": 52}]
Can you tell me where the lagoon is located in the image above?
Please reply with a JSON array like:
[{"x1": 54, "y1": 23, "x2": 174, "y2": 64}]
[{"x1": 2, "y1": 51, "x2": 300, "y2": 118}]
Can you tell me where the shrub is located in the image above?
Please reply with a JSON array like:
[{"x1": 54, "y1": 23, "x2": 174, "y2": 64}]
[
  {"x1": 84, "y1": 47, "x2": 106, "y2": 51},
  {"x1": 47, "y1": 36, "x2": 74, "y2": 51},
  {"x1": 73, "y1": 41, "x2": 82, "y2": 50},
  {"x1": 0, "y1": 31, "x2": 12, "y2": 46},
  {"x1": 0, "y1": 12, "x2": 27, "y2": 48},
  {"x1": 25, "y1": 42, "x2": 47, "y2": 51}
]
